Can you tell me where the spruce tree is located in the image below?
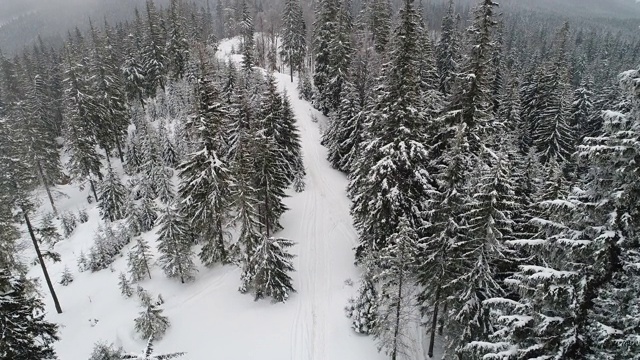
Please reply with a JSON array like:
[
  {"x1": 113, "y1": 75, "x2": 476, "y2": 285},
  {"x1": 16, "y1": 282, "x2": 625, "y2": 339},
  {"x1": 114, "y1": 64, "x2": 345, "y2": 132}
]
[
  {"x1": 228, "y1": 90, "x2": 264, "y2": 278},
  {"x1": 346, "y1": 264, "x2": 379, "y2": 335},
  {"x1": 436, "y1": 0, "x2": 460, "y2": 96},
  {"x1": 572, "y1": 79, "x2": 595, "y2": 144},
  {"x1": 167, "y1": 0, "x2": 190, "y2": 80},
  {"x1": 243, "y1": 236, "x2": 296, "y2": 303},
  {"x1": 134, "y1": 292, "x2": 170, "y2": 340},
  {"x1": 142, "y1": 0, "x2": 167, "y2": 95},
  {"x1": 119, "y1": 272, "x2": 134, "y2": 298},
  {"x1": 313, "y1": 0, "x2": 338, "y2": 115},
  {"x1": 63, "y1": 45, "x2": 104, "y2": 201},
  {"x1": 448, "y1": 153, "x2": 516, "y2": 356},
  {"x1": 281, "y1": 0, "x2": 307, "y2": 82},
  {"x1": 374, "y1": 217, "x2": 419, "y2": 360},
  {"x1": 350, "y1": 0, "x2": 434, "y2": 259},
  {"x1": 178, "y1": 57, "x2": 232, "y2": 266},
  {"x1": 128, "y1": 237, "x2": 153, "y2": 282},
  {"x1": 156, "y1": 204, "x2": 197, "y2": 283},
  {"x1": 369, "y1": 0, "x2": 392, "y2": 54},
  {"x1": 0, "y1": 271, "x2": 59, "y2": 360},
  {"x1": 98, "y1": 166, "x2": 128, "y2": 222},
  {"x1": 139, "y1": 196, "x2": 159, "y2": 232},
  {"x1": 240, "y1": 0, "x2": 255, "y2": 72}
]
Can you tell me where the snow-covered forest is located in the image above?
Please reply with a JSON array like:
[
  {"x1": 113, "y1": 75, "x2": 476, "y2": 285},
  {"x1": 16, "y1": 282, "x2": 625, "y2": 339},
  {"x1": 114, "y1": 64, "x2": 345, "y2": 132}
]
[{"x1": 1, "y1": 0, "x2": 640, "y2": 359}]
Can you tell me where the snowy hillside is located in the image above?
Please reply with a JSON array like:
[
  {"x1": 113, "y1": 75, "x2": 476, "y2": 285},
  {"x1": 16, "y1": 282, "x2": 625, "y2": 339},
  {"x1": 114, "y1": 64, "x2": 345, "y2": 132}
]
[{"x1": 22, "y1": 38, "x2": 431, "y2": 360}]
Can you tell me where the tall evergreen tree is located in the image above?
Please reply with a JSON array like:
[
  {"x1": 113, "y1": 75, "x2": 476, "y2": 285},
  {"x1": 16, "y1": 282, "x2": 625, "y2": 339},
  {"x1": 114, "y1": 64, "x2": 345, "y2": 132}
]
[
  {"x1": 374, "y1": 217, "x2": 419, "y2": 360},
  {"x1": 142, "y1": 0, "x2": 168, "y2": 95},
  {"x1": 281, "y1": 0, "x2": 307, "y2": 82},
  {"x1": 178, "y1": 57, "x2": 231, "y2": 266},
  {"x1": 436, "y1": 0, "x2": 460, "y2": 96},
  {"x1": 350, "y1": 0, "x2": 435, "y2": 259},
  {"x1": 313, "y1": 0, "x2": 338, "y2": 115},
  {"x1": 239, "y1": 0, "x2": 255, "y2": 72},
  {"x1": 167, "y1": 0, "x2": 190, "y2": 80}
]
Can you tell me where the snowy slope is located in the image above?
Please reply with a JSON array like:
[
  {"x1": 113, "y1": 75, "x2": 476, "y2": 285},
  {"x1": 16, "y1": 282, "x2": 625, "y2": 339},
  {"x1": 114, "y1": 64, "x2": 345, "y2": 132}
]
[{"x1": 27, "y1": 38, "x2": 395, "y2": 360}]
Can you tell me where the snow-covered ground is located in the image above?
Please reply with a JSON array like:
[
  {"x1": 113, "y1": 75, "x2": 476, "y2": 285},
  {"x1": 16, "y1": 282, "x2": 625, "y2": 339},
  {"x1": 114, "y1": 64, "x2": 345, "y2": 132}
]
[{"x1": 26, "y1": 37, "x2": 402, "y2": 360}]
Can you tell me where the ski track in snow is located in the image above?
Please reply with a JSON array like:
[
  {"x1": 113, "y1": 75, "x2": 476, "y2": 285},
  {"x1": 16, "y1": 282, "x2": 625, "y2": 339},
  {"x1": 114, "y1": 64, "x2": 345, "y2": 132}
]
[{"x1": 27, "y1": 37, "x2": 398, "y2": 360}]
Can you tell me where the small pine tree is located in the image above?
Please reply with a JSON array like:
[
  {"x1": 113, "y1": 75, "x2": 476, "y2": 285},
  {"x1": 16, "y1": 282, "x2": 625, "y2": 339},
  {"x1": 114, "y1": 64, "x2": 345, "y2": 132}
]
[
  {"x1": 78, "y1": 208, "x2": 89, "y2": 223},
  {"x1": 59, "y1": 266, "x2": 73, "y2": 286},
  {"x1": 38, "y1": 214, "x2": 63, "y2": 246},
  {"x1": 60, "y1": 211, "x2": 78, "y2": 238},
  {"x1": 139, "y1": 197, "x2": 159, "y2": 232},
  {"x1": 119, "y1": 272, "x2": 134, "y2": 298},
  {"x1": 156, "y1": 205, "x2": 197, "y2": 283},
  {"x1": 77, "y1": 250, "x2": 89, "y2": 272},
  {"x1": 134, "y1": 292, "x2": 170, "y2": 340},
  {"x1": 88, "y1": 342, "x2": 124, "y2": 360},
  {"x1": 244, "y1": 236, "x2": 296, "y2": 303},
  {"x1": 98, "y1": 166, "x2": 128, "y2": 222},
  {"x1": 346, "y1": 270, "x2": 379, "y2": 335},
  {"x1": 128, "y1": 238, "x2": 153, "y2": 282}
]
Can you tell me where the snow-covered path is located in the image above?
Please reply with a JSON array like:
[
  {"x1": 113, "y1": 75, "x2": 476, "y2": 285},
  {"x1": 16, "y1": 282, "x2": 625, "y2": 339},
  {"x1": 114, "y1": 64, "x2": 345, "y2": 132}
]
[{"x1": 29, "y1": 38, "x2": 387, "y2": 360}]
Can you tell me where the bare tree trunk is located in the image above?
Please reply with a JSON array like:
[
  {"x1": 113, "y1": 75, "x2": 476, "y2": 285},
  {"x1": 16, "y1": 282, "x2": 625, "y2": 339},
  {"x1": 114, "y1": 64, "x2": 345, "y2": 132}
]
[
  {"x1": 217, "y1": 215, "x2": 228, "y2": 263},
  {"x1": 24, "y1": 210, "x2": 62, "y2": 314},
  {"x1": 140, "y1": 240, "x2": 152, "y2": 279},
  {"x1": 36, "y1": 161, "x2": 57, "y2": 216},
  {"x1": 290, "y1": 51, "x2": 294, "y2": 83},
  {"x1": 265, "y1": 182, "x2": 271, "y2": 238},
  {"x1": 115, "y1": 137, "x2": 125, "y2": 163},
  {"x1": 392, "y1": 241, "x2": 406, "y2": 360},
  {"x1": 89, "y1": 179, "x2": 99, "y2": 203},
  {"x1": 439, "y1": 302, "x2": 447, "y2": 335},
  {"x1": 104, "y1": 147, "x2": 112, "y2": 168},
  {"x1": 428, "y1": 286, "x2": 441, "y2": 357}
]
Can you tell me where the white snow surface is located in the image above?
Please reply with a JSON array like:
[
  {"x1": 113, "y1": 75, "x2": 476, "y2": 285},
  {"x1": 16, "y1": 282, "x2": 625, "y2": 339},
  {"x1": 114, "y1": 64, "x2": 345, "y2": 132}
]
[{"x1": 23, "y1": 37, "x2": 410, "y2": 360}]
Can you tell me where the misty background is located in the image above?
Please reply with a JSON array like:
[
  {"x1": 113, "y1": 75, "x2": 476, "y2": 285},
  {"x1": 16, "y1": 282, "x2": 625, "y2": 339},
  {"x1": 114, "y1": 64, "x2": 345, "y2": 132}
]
[{"x1": 1, "y1": 0, "x2": 640, "y2": 54}]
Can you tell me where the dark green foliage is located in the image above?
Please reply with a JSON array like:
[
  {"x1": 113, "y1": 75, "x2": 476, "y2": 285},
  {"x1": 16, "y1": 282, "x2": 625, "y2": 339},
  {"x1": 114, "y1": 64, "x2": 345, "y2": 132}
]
[
  {"x1": 242, "y1": 236, "x2": 296, "y2": 303},
  {"x1": 118, "y1": 272, "x2": 134, "y2": 298},
  {"x1": 98, "y1": 166, "x2": 128, "y2": 222},
  {"x1": 59, "y1": 266, "x2": 73, "y2": 286},
  {"x1": 0, "y1": 271, "x2": 59, "y2": 360},
  {"x1": 346, "y1": 269, "x2": 379, "y2": 335},
  {"x1": 134, "y1": 291, "x2": 170, "y2": 340},
  {"x1": 178, "y1": 60, "x2": 231, "y2": 266},
  {"x1": 156, "y1": 205, "x2": 197, "y2": 283},
  {"x1": 281, "y1": 0, "x2": 307, "y2": 80},
  {"x1": 128, "y1": 237, "x2": 153, "y2": 282}
]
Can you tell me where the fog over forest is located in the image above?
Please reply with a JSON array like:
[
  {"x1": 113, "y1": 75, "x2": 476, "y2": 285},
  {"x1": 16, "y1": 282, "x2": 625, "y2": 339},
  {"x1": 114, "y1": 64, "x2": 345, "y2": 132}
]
[{"x1": 1, "y1": 0, "x2": 639, "y2": 54}]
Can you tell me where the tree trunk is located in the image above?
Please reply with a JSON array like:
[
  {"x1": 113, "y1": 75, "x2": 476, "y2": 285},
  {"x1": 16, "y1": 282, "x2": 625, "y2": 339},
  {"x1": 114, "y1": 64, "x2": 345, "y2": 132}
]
[
  {"x1": 140, "y1": 241, "x2": 152, "y2": 279},
  {"x1": 36, "y1": 161, "x2": 57, "y2": 216},
  {"x1": 115, "y1": 137, "x2": 125, "y2": 163},
  {"x1": 392, "y1": 241, "x2": 406, "y2": 360},
  {"x1": 89, "y1": 179, "x2": 99, "y2": 203},
  {"x1": 264, "y1": 182, "x2": 271, "y2": 238},
  {"x1": 24, "y1": 210, "x2": 62, "y2": 314},
  {"x1": 439, "y1": 302, "x2": 447, "y2": 335},
  {"x1": 216, "y1": 215, "x2": 228, "y2": 263},
  {"x1": 104, "y1": 147, "x2": 112, "y2": 168},
  {"x1": 290, "y1": 51, "x2": 294, "y2": 83},
  {"x1": 428, "y1": 286, "x2": 441, "y2": 358}
]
